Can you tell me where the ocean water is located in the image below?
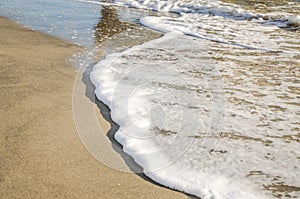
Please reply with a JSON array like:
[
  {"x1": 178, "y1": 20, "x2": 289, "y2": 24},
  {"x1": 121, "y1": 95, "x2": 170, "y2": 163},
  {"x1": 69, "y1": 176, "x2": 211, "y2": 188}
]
[
  {"x1": 89, "y1": 0, "x2": 300, "y2": 198},
  {"x1": 0, "y1": 0, "x2": 103, "y2": 47},
  {"x1": 0, "y1": 0, "x2": 153, "y2": 47},
  {"x1": 1, "y1": 0, "x2": 299, "y2": 198}
]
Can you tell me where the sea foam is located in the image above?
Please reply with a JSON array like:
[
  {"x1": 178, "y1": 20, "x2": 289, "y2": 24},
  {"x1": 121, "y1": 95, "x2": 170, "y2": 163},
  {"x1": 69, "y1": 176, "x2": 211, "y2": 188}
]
[
  {"x1": 90, "y1": 0, "x2": 300, "y2": 198},
  {"x1": 80, "y1": 0, "x2": 300, "y2": 29},
  {"x1": 91, "y1": 31, "x2": 271, "y2": 198}
]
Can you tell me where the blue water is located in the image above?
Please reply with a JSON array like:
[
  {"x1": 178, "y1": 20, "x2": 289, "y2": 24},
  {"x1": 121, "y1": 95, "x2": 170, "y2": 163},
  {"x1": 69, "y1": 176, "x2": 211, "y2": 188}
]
[
  {"x1": 0, "y1": 0, "x2": 103, "y2": 47},
  {"x1": 0, "y1": 0, "x2": 152, "y2": 48}
]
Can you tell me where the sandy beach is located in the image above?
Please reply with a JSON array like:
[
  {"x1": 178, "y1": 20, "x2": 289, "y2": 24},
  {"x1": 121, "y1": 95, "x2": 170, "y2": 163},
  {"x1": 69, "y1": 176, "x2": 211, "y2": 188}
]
[{"x1": 0, "y1": 16, "x2": 187, "y2": 198}]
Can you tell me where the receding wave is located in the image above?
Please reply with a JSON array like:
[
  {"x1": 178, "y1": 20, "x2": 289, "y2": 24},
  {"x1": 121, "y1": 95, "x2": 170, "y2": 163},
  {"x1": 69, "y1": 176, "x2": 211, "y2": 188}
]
[{"x1": 89, "y1": 0, "x2": 300, "y2": 198}]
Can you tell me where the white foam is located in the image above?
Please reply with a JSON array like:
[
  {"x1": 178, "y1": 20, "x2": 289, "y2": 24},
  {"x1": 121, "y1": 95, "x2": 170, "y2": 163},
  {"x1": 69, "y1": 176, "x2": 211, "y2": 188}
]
[
  {"x1": 288, "y1": 15, "x2": 300, "y2": 26},
  {"x1": 140, "y1": 15, "x2": 281, "y2": 52},
  {"x1": 91, "y1": 28, "x2": 300, "y2": 198},
  {"x1": 79, "y1": 0, "x2": 300, "y2": 28},
  {"x1": 89, "y1": 0, "x2": 300, "y2": 198}
]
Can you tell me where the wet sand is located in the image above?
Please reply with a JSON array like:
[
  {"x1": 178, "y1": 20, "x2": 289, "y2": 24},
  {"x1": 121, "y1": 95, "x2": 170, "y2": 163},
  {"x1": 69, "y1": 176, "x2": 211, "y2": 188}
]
[{"x1": 0, "y1": 16, "x2": 186, "y2": 198}]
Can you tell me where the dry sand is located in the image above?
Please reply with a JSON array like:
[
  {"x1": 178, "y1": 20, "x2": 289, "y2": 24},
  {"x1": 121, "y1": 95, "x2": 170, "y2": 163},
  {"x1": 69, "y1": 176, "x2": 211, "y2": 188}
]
[{"x1": 0, "y1": 16, "x2": 187, "y2": 198}]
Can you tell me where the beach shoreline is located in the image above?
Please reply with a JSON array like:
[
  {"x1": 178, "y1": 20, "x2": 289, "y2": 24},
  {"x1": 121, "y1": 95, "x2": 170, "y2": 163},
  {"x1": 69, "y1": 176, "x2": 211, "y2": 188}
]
[{"x1": 0, "y1": 16, "x2": 187, "y2": 198}]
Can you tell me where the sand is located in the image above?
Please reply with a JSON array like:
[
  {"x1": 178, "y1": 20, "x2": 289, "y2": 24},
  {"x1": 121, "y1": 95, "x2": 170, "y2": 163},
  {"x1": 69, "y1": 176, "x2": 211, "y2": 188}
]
[{"x1": 0, "y1": 16, "x2": 187, "y2": 198}]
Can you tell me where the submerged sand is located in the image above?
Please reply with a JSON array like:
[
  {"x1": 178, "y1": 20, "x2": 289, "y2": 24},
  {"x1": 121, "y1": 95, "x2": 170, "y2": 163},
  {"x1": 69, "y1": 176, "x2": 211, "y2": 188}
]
[{"x1": 0, "y1": 17, "x2": 186, "y2": 198}]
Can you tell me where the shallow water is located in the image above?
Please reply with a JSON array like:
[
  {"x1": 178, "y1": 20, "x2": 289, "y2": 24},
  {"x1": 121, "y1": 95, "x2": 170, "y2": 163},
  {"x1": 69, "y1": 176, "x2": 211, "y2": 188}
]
[
  {"x1": 221, "y1": 0, "x2": 300, "y2": 15},
  {"x1": 0, "y1": 0, "x2": 156, "y2": 48},
  {"x1": 0, "y1": 0, "x2": 101, "y2": 47},
  {"x1": 90, "y1": 0, "x2": 300, "y2": 198},
  {"x1": 1, "y1": 0, "x2": 299, "y2": 198}
]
